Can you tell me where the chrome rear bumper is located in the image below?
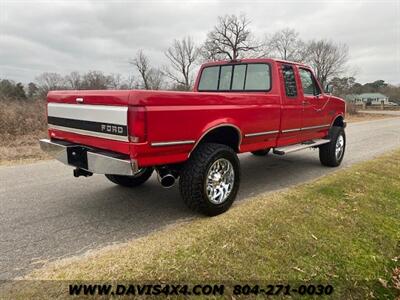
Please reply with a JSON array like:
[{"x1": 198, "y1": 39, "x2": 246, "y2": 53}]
[{"x1": 39, "y1": 139, "x2": 138, "y2": 176}]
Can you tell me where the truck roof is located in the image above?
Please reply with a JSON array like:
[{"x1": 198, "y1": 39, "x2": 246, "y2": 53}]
[{"x1": 200, "y1": 58, "x2": 309, "y2": 68}]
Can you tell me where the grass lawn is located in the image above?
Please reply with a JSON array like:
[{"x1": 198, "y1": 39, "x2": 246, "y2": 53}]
[{"x1": 4, "y1": 150, "x2": 399, "y2": 299}]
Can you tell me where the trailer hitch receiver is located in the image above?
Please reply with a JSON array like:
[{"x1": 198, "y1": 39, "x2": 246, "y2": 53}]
[{"x1": 73, "y1": 168, "x2": 93, "y2": 178}]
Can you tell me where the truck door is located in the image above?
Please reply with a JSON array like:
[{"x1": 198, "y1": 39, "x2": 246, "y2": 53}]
[
  {"x1": 297, "y1": 67, "x2": 330, "y2": 140},
  {"x1": 277, "y1": 63, "x2": 303, "y2": 146}
]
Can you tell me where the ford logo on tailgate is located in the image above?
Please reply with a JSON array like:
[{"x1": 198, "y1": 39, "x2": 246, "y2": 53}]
[{"x1": 101, "y1": 124, "x2": 124, "y2": 134}]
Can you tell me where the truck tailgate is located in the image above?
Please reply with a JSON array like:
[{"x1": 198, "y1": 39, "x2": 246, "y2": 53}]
[{"x1": 47, "y1": 91, "x2": 131, "y2": 154}]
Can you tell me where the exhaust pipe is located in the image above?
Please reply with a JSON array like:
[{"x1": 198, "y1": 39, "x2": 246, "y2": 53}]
[
  {"x1": 159, "y1": 173, "x2": 176, "y2": 188},
  {"x1": 157, "y1": 167, "x2": 178, "y2": 188}
]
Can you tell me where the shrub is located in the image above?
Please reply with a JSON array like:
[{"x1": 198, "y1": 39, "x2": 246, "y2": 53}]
[
  {"x1": 346, "y1": 102, "x2": 358, "y2": 115},
  {"x1": 0, "y1": 99, "x2": 47, "y2": 141}
]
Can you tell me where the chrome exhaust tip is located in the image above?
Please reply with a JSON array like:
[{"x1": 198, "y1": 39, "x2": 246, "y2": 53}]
[
  {"x1": 159, "y1": 174, "x2": 176, "y2": 188},
  {"x1": 156, "y1": 167, "x2": 178, "y2": 188}
]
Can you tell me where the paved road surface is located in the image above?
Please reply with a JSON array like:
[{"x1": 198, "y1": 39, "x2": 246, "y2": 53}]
[{"x1": 1, "y1": 118, "x2": 400, "y2": 279}]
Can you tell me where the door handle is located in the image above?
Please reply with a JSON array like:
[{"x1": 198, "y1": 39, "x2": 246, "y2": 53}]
[{"x1": 302, "y1": 100, "x2": 310, "y2": 105}]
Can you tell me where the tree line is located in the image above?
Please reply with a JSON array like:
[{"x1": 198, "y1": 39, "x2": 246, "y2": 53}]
[
  {"x1": 1, "y1": 14, "x2": 399, "y2": 103},
  {"x1": 329, "y1": 77, "x2": 400, "y2": 103},
  {"x1": 0, "y1": 71, "x2": 137, "y2": 101},
  {"x1": 131, "y1": 15, "x2": 350, "y2": 91}
]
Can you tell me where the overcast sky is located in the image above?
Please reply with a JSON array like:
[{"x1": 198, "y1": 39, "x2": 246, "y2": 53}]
[{"x1": 1, "y1": 0, "x2": 399, "y2": 85}]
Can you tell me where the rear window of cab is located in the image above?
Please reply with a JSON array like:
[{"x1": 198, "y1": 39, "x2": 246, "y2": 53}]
[{"x1": 198, "y1": 63, "x2": 271, "y2": 92}]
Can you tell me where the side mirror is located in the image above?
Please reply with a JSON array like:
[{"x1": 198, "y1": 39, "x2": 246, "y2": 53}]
[{"x1": 325, "y1": 84, "x2": 334, "y2": 94}]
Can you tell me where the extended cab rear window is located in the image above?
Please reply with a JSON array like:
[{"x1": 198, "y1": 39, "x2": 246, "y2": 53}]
[{"x1": 198, "y1": 63, "x2": 271, "y2": 92}]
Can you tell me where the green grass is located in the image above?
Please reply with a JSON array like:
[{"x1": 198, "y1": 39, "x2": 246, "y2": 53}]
[{"x1": 4, "y1": 150, "x2": 400, "y2": 299}]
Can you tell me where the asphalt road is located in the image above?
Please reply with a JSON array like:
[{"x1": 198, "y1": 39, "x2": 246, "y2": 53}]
[{"x1": 1, "y1": 117, "x2": 400, "y2": 280}]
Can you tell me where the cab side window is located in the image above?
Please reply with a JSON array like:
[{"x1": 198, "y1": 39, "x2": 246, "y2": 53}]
[
  {"x1": 198, "y1": 63, "x2": 271, "y2": 92},
  {"x1": 244, "y1": 64, "x2": 270, "y2": 91},
  {"x1": 198, "y1": 66, "x2": 219, "y2": 91},
  {"x1": 219, "y1": 65, "x2": 233, "y2": 90},
  {"x1": 282, "y1": 64, "x2": 297, "y2": 97},
  {"x1": 231, "y1": 64, "x2": 246, "y2": 90},
  {"x1": 299, "y1": 68, "x2": 321, "y2": 96}
]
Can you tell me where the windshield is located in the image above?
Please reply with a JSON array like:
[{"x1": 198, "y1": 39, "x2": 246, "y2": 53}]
[{"x1": 198, "y1": 63, "x2": 271, "y2": 92}]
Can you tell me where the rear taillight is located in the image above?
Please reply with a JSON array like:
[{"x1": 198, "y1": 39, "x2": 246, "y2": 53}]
[{"x1": 128, "y1": 106, "x2": 147, "y2": 143}]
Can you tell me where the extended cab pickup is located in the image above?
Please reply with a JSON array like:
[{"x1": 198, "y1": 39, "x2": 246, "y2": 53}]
[{"x1": 40, "y1": 58, "x2": 346, "y2": 216}]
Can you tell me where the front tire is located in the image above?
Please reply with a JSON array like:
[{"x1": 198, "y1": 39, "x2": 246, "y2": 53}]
[
  {"x1": 105, "y1": 168, "x2": 153, "y2": 187},
  {"x1": 319, "y1": 126, "x2": 346, "y2": 167},
  {"x1": 179, "y1": 143, "x2": 240, "y2": 216}
]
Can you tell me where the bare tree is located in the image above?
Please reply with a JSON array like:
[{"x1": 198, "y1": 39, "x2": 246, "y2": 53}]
[
  {"x1": 108, "y1": 73, "x2": 124, "y2": 89},
  {"x1": 130, "y1": 50, "x2": 151, "y2": 89},
  {"x1": 202, "y1": 14, "x2": 259, "y2": 61},
  {"x1": 35, "y1": 72, "x2": 65, "y2": 98},
  {"x1": 65, "y1": 71, "x2": 82, "y2": 89},
  {"x1": 130, "y1": 50, "x2": 164, "y2": 90},
  {"x1": 266, "y1": 28, "x2": 307, "y2": 62},
  {"x1": 80, "y1": 71, "x2": 111, "y2": 90},
  {"x1": 164, "y1": 36, "x2": 199, "y2": 90},
  {"x1": 121, "y1": 74, "x2": 137, "y2": 89},
  {"x1": 147, "y1": 69, "x2": 164, "y2": 90},
  {"x1": 305, "y1": 40, "x2": 349, "y2": 87}
]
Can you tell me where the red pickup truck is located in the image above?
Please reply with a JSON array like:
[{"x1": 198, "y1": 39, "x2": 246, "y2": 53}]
[{"x1": 40, "y1": 58, "x2": 346, "y2": 216}]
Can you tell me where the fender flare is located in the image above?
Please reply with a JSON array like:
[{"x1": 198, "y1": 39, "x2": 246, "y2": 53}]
[
  {"x1": 189, "y1": 123, "x2": 243, "y2": 157},
  {"x1": 330, "y1": 114, "x2": 346, "y2": 128}
]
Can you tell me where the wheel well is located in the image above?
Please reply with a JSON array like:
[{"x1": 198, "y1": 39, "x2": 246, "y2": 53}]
[
  {"x1": 194, "y1": 126, "x2": 240, "y2": 153},
  {"x1": 332, "y1": 116, "x2": 345, "y2": 127}
]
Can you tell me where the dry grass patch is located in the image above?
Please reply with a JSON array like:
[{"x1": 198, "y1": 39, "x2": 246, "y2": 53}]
[
  {"x1": 346, "y1": 112, "x2": 397, "y2": 123},
  {"x1": 0, "y1": 100, "x2": 46, "y2": 136},
  {"x1": 0, "y1": 134, "x2": 49, "y2": 165},
  {"x1": 0, "y1": 100, "x2": 48, "y2": 164}
]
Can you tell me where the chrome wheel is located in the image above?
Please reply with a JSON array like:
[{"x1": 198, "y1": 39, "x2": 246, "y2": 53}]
[
  {"x1": 335, "y1": 134, "x2": 344, "y2": 160},
  {"x1": 206, "y1": 158, "x2": 235, "y2": 204}
]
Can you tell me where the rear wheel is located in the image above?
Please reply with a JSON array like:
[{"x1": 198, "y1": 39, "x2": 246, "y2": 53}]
[
  {"x1": 105, "y1": 168, "x2": 153, "y2": 187},
  {"x1": 251, "y1": 148, "x2": 271, "y2": 156},
  {"x1": 179, "y1": 143, "x2": 240, "y2": 216},
  {"x1": 319, "y1": 126, "x2": 346, "y2": 167}
]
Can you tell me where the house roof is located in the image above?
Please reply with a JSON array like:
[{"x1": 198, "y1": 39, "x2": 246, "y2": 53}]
[
  {"x1": 357, "y1": 93, "x2": 388, "y2": 99},
  {"x1": 345, "y1": 94, "x2": 357, "y2": 100},
  {"x1": 345, "y1": 93, "x2": 389, "y2": 102}
]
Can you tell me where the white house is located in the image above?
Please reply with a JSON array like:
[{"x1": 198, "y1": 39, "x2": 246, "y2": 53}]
[{"x1": 346, "y1": 93, "x2": 389, "y2": 105}]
